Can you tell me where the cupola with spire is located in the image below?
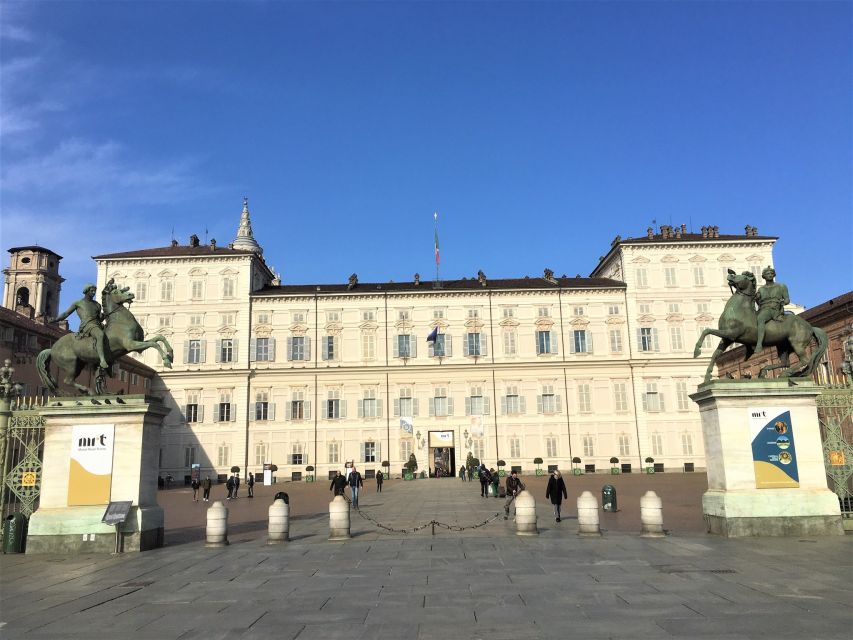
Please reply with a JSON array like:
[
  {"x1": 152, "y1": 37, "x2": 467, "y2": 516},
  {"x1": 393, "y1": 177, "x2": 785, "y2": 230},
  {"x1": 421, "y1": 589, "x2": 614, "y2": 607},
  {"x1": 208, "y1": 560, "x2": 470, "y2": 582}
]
[{"x1": 231, "y1": 197, "x2": 263, "y2": 254}]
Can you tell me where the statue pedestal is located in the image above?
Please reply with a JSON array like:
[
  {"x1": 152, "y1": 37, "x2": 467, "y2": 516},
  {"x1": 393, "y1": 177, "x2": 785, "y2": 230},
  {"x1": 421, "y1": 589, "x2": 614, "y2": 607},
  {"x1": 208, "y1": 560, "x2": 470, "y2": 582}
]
[
  {"x1": 691, "y1": 380, "x2": 843, "y2": 537},
  {"x1": 27, "y1": 395, "x2": 168, "y2": 553}
]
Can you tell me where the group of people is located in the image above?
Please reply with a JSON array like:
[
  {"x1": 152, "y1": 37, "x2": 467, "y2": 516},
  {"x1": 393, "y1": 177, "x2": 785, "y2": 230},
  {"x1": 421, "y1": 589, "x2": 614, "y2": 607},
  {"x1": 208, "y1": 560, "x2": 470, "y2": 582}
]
[
  {"x1": 187, "y1": 472, "x2": 255, "y2": 502},
  {"x1": 330, "y1": 466, "x2": 384, "y2": 508},
  {"x1": 467, "y1": 463, "x2": 569, "y2": 523}
]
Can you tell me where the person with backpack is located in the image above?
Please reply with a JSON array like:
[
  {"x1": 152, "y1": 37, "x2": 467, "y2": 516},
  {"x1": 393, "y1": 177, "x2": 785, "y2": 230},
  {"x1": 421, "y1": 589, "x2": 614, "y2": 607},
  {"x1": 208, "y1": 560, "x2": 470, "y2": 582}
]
[
  {"x1": 348, "y1": 466, "x2": 364, "y2": 508},
  {"x1": 478, "y1": 465, "x2": 490, "y2": 497},
  {"x1": 247, "y1": 472, "x2": 255, "y2": 498}
]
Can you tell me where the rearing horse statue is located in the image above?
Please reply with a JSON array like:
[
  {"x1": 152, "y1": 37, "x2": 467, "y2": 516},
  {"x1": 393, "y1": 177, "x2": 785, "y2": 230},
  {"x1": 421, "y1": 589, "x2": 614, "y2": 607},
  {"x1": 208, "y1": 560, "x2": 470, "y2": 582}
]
[
  {"x1": 38, "y1": 280, "x2": 173, "y2": 395},
  {"x1": 694, "y1": 269, "x2": 828, "y2": 382}
]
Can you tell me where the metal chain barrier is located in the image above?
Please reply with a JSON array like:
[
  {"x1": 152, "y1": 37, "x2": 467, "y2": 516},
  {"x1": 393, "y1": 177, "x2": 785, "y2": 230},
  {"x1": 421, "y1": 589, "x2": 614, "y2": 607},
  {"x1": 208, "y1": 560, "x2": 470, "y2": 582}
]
[{"x1": 341, "y1": 493, "x2": 503, "y2": 535}]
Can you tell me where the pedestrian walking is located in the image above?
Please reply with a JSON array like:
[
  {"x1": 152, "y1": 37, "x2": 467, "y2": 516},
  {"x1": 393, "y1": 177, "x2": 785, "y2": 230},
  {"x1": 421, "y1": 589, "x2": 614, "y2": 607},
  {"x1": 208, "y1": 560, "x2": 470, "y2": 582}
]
[
  {"x1": 504, "y1": 470, "x2": 525, "y2": 518},
  {"x1": 226, "y1": 474, "x2": 235, "y2": 500},
  {"x1": 191, "y1": 477, "x2": 200, "y2": 502},
  {"x1": 348, "y1": 466, "x2": 364, "y2": 508},
  {"x1": 466, "y1": 466, "x2": 472, "y2": 482},
  {"x1": 546, "y1": 470, "x2": 568, "y2": 522},
  {"x1": 459, "y1": 465, "x2": 466, "y2": 481},
  {"x1": 479, "y1": 465, "x2": 490, "y2": 497},
  {"x1": 376, "y1": 470, "x2": 384, "y2": 493},
  {"x1": 202, "y1": 475, "x2": 212, "y2": 502},
  {"x1": 490, "y1": 468, "x2": 500, "y2": 498},
  {"x1": 247, "y1": 472, "x2": 255, "y2": 498},
  {"x1": 330, "y1": 470, "x2": 347, "y2": 496},
  {"x1": 233, "y1": 473, "x2": 241, "y2": 498}
]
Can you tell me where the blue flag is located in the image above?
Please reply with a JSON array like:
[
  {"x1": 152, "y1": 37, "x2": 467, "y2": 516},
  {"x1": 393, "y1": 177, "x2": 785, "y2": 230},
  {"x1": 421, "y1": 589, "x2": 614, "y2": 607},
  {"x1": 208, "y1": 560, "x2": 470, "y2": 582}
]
[{"x1": 426, "y1": 326, "x2": 439, "y2": 343}]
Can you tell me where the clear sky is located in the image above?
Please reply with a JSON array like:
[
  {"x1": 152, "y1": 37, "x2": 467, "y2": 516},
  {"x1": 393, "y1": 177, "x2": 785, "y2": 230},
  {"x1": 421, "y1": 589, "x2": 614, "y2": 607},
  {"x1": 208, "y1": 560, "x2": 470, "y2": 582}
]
[{"x1": 1, "y1": 0, "x2": 850, "y2": 312}]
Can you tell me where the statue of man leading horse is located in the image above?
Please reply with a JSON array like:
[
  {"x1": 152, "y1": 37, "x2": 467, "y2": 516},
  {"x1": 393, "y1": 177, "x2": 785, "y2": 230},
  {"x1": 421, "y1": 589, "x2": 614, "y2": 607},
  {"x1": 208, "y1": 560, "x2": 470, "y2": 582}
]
[
  {"x1": 694, "y1": 268, "x2": 827, "y2": 382},
  {"x1": 38, "y1": 279, "x2": 174, "y2": 395}
]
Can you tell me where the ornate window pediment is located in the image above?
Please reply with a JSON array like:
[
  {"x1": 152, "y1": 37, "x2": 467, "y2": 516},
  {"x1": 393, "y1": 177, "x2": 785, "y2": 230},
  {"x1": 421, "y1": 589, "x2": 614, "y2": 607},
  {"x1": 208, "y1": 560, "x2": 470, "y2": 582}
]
[
  {"x1": 499, "y1": 318, "x2": 519, "y2": 328},
  {"x1": 464, "y1": 318, "x2": 484, "y2": 330},
  {"x1": 717, "y1": 254, "x2": 735, "y2": 263},
  {"x1": 359, "y1": 322, "x2": 378, "y2": 332},
  {"x1": 661, "y1": 255, "x2": 679, "y2": 263},
  {"x1": 325, "y1": 322, "x2": 342, "y2": 334},
  {"x1": 630, "y1": 256, "x2": 650, "y2": 264},
  {"x1": 289, "y1": 323, "x2": 308, "y2": 333},
  {"x1": 255, "y1": 326, "x2": 274, "y2": 338},
  {"x1": 745, "y1": 254, "x2": 764, "y2": 263},
  {"x1": 605, "y1": 316, "x2": 625, "y2": 325},
  {"x1": 188, "y1": 267, "x2": 208, "y2": 277},
  {"x1": 109, "y1": 271, "x2": 125, "y2": 280},
  {"x1": 637, "y1": 314, "x2": 656, "y2": 324},
  {"x1": 569, "y1": 317, "x2": 589, "y2": 328},
  {"x1": 186, "y1": 327, "x2": 205, "y2": 338},
  {"x1": 217, "y1": 327, "x2": 236, "y2": 338},
  {"x1": 695, "y1": 313, "x2": 716, "y2": 323},
  {"x1": 158, "y1": 269, "x2": 177, "y2": 278},
  {"x1": 666, "y1": 313, "x2": 683, "y2": 323},
  {"x1": 219, "y1": 267, "x2": 239, "y2": 276},
  {"x1": 536, "y1": 317, "x2": 555, "y2": 330},
  {"x1": 688, "y1": 255, "x2": 706, "y2": 263},
  {"x1": 394, "y1": 320, "x2": 413, "y2": 332}
]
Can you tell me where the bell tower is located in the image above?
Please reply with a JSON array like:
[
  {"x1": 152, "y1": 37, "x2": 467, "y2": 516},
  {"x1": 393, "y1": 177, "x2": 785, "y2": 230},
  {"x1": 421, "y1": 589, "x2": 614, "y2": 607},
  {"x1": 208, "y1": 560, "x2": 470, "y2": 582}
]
[{"x1": 2, "y1": 246, "x2": 65, "y2": 320}]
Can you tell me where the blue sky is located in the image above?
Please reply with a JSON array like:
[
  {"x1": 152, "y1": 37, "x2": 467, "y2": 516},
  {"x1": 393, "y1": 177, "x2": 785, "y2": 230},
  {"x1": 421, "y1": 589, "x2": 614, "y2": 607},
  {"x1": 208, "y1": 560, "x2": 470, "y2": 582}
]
[{"x1": 1, "y1": 0, "x2": 850, "y2": 310}]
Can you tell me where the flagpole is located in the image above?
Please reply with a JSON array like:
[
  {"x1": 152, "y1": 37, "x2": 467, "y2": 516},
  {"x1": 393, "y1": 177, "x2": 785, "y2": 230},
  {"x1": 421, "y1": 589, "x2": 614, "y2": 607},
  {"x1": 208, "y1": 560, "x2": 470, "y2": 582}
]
[{"x1": 433, "y1": 211, "x2": 442, "y2": 289}]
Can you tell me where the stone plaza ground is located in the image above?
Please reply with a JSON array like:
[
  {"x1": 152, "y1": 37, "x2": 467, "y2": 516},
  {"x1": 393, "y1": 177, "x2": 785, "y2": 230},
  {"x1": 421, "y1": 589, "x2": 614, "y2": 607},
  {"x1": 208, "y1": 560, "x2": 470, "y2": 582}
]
[{"x1": 1, "y1": 474, "x2": 851, "y2": 639}]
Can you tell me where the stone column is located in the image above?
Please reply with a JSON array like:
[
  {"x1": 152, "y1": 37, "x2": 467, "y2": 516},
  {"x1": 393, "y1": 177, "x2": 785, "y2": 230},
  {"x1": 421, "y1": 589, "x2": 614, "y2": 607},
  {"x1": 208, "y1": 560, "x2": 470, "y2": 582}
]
[
  {"x1": 268, "y1": 498, "x2": 290, "y2": 543},
  {"x1": 640, "y1": 491, "x2": 665, "y2": 537},
  {"x1": 691, "y1": 379, "x2": 843, "y2": 537},
  {"x1": 328, "y1": 495, "x2": 350, "y2": 540},
  {"x1": 576, "y1": 491, "x2": 601, "y2": 537},
  {"x1": 514, "y1": 490, "x2": 538, "y2": 535},
  {"x1": 26, "y1": 395, "x2": 169, "y2": 553},
  {"x1": 206, "y1": 501, "x2": 229, "y2": 547}
]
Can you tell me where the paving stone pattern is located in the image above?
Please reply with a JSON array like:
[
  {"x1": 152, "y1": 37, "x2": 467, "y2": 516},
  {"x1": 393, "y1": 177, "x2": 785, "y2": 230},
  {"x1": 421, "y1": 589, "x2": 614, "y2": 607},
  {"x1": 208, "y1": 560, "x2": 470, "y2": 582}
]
[{"x1": 1, "y1": 479, "x2": 851, "y2": 639}]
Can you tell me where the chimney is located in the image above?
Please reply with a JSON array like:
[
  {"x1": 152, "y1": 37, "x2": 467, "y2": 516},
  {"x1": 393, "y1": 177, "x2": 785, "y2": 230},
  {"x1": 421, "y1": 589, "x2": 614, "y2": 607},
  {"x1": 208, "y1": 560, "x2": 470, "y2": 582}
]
[
  {"x1": 675, "y1": 227, "x2": 682, "y2": 238},
  {"x1": 414, "y1": 273, "x2": 420, "y2": 286},
  {"x1": 171, "y1": 239, "x2": 179, "y2": 247},
  {"x1": 681, "y1": 223, "x2": 687, "y2": 235},
  {"x1": 647, "y1": 227, "x2": 654, "y2": 239},
  {"x1": 701, "y1": 226, "x2": 708, "y2": 238},
  {"x1": 189, "y1": 234, "x2": 200, "y2": 247},
  {"x1": 477, "y1": 270, "x2": 487, "y2": 286},
  {"x1": 745, "y1": 225, "x2": 752, "y2": 236},
  {"x1": 713, "y1": 226, "x2": 720, "y2": 238},
  {"x1": 210, "y1": 238, "x2": 217, "y2": 250},
  {"x1": 752, "y1": 226, "x2": 758, "y2": 236}
]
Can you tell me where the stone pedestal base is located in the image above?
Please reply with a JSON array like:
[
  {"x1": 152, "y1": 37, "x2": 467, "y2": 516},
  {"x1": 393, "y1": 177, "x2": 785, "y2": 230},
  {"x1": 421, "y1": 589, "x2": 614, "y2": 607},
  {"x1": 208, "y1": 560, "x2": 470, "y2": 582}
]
[
  {"x1": 27, "y1": 505, "x2": 164, "y2": 553},
  {"x1": 691, "y1": 379, "x2": 843, "y2": 538}
]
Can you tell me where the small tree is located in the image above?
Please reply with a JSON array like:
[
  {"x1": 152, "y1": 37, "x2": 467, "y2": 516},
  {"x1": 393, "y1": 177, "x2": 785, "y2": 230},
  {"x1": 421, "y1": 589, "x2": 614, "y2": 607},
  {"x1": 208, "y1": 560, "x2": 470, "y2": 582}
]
[
  {"x1": 609, "y1": 456, "x2": 620, "y2": 475},
  {"x1": 645, "y1": 457, "x2": 654, "y2": 464},
  {"x1": 645, "y1": 456, "x2": 655, "y2": 474},
  {"x1": 465, "y1": 451, "x2": 476, "y2": 470},
  {"x1": 305, "y1": 465, "x2": 315, "y2": 482},
  {"x1": 497, "y1": 459, "x2": 506, "y2": 476},
  {"x1": 533, "y1": 457, "x2": 544, "y2": 476},
  {"x1": 230, "y1": 465, "x2": 240, "y2": 474},
  {"x1": 405, "y1": 453, "x2": 418, "y2": 474}
]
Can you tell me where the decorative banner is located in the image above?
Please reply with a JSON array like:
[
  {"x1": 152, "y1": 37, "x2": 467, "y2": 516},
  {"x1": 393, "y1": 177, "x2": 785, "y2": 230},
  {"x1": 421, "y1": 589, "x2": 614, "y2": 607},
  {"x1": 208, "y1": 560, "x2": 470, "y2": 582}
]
[
  {"x1": 469, "y1": 416, "x2": 484, "y2": 438},
  {"x1": 400, "y1": 416, "x2": 413, "y2": 433},
  {"x1": 68, "y1": 424, "x2": 115, "y2": 505},
  {"x1": 750, "y1": 408, "x2": 799, "y2": 489},
  {"x1": 429, "y1": 431, "x2": 454, "y2": 448}
]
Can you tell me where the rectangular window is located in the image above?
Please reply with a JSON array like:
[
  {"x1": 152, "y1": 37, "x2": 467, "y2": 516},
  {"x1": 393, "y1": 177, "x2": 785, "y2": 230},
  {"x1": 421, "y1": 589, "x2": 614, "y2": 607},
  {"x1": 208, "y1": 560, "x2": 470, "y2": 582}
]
[
  {"x1": 676, "y1": 380, "x2": 690, "y2": 411},
  {"x1": 504, "y1": 385, "x2": 521, "y2": 414},
  {"x1": 184, "y1": 446, "x2": 196, "y2": 467},
  {"x1": 539, "y1": 384, "x2": 559, "y2": 414},
  {"x1": 290, "y1": 390, "x2": 308, "y2": 420},
  {"x1": 363, "y1": 442, "x2": 376, "y2": 463},
  {"x1": 256, "y1": 337, "x2": 271, "y2": 362},
  {"x1": 639, "y1": 327, "x2": 658, "y2": 352},
  {"x1": 254, "y1": 443, "x2": 268, "y2": 466},
  {"x1": 132, "y1": 373, "x2": 138, "y2": 385},
  {"x1": 538, "y1": 307, "x2": 551, "y2": 317},
  {"x1": 502, "y1": 308, "x2": 515, "y2": 319},
  {"x1": 697, "y1": 302, "x2": 710, "y2": 314},
  {"x1": 256, "y1": 391, "x2": 270, "y2": 421},
  {"x1": 545, "y1": 437, "x2": 557, "y2": 458},
  {"x1": 397, "y1": 310, "x2": 410, "y2": 321},
  {"x1": 651, "y1": 433, "x2": 664, "y2": 457},
  {"x1": 326, "y1": 389, "x2": 342, "y2": 419},
  {"x1": 398, "y1": 391, "x2": 413, "y2": 417},
  {"x1": 159, "y1": 316, "x2": 172, "y2": 329},
  {"x1": 189, "y1": 314, "x2": 203, "y2": 326},
  {"x1": 664, "y1": 267, "x2": 677, "y2": 287},
  {"x1": 289, "y1": 336, "x2": 304, "y2": 361},
  {"x1": 220, "y1": 313, "x2": 234, "y2": 327},
  {"x1": 472, "y1": 439, "x2": 484, "y2": 461},
  {"x1": 322, "y1": 335, "x2": 336, "y2": 361},
  {"x1": 582, "y1": 435, "x2": 595, "y2": 457},
  {"x1": 618, "y1": 435, "x2": 631, "y2": 457},
  {"x1": 465, "y1": 332, "x2": 482, "y2": 357},
  {"x1": 639, "y1": 303, "x2": 652, "y2": 315},
  {"x1": 430, "y1": 333, "x2": 447, "y2": 357},
  {"x1": 635, "y1": 268, "x2": 648, "y2": 287},
  {"x1": 577, "y1": 383, "x2": 592, "y2": 413},
  {"x1": 668, "y1": 303, "x2": 680, "y2": 314},
  {"x1": 361, "y1": 333, "x2": 376, "y2": 360},
  {"x1": 291, "y1": 444, "x2": 304, "y2": 466},
  {"x1": 218, "y1": 391, "x2": 232, "y2": 422},
  {"x1": 362, "y1": 310, "x2": 375, "y2": 322},
  {"x1": 326, "y1": 311, "x2": 340, "y2": 323},
  {"x1": 191, "y1": 280, "x2": 204, "y2": 300},
  {"x1": 468, "y1": 386, "x2": 485, "y2": 416},
  {"x1": 669, "y1": 326, "x2": 684, "y2": 351},
  {"x1": 292, "y1": 311, "x2": 305, "y2": 323},
  {"x1": 328, "y1": 442, "x2": 340, "y2": 464},
  {"x1": 693, "y1": 266, "x2": 705, "y2": 286},
  {"x1": 572, "y1": 330, "x2": 590, "y2": 354},
  {"x1": 644, "y1": 382, "x2": 662, "y2": 412},
  {"x1": 509, "y1": 437, "x2": 521, "y2": 458},
  {"x1": 135, "y1": 281, "x2": 147, "y2": 302},
  {"x1": 573, "y1": 306, "x2": 585, "y2": 317},
  {"x1": 682, "y1": 433, "x2": 694, "y2": 455},
  {"x1": 608, "y1": 305, "x2": 620, "y2": 315},
  {"x1": 503, "y1": 330, "x2": 517, "y2": 356},
  {"x1": 698, "y1": 325, "x2": 713, "y2": 349},
  {"x1": 222, "y1": 278, "x2": 235, "y2": 298},
  {"x1": 609, "y1": 329, "x2": 622, "y2": 353},
  {"x1": 400, "y1": 439, "x2": 413, "y2": 461},
  {"x1": 396, "y1": 334, "x2": 412, "y2": 358},
  {"x1": 433, "y1": 308, "x2": 445, "y2": 319},
  {"x1": 468, "y1": 308, "x2": 480, "y2": 319},
  {"x1": 160, "y1": 280, "x2": 174, "y2": 302},
  {"x1": 257, "y1": 313, "x2": 270, "y2": 325},
  {"x1": 360, "y1": 389, "x2": 379, "y2": 418},
  {"x1": 431, "y1": 387, "x2": 450, "y2": 417},
  {"x1": 185, "y1": 391, "x2": 201, "y2": 423},
  {"x1": 219, "y1": 338, "x2": 234, "y2": 363},
  {"x1": 187, "y1": 339, "x2": 204, "y2": 364},
  {"x1": 613, "y1": 382, "x2": 628, "y2": 412},
  {"x1": 537, "y1": 330, "x2": 552, "y2": 355},
  {"x1": 217, "y1": 444, "x2": 230, "y2": 467}
]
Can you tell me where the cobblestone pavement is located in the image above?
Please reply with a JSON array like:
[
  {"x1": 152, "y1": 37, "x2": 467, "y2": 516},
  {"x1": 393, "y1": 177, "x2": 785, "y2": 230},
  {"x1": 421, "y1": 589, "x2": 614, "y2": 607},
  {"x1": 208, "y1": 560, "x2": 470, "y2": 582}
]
[{"x1": 1, "y1": 478, "x2": 851, "y2": 639}]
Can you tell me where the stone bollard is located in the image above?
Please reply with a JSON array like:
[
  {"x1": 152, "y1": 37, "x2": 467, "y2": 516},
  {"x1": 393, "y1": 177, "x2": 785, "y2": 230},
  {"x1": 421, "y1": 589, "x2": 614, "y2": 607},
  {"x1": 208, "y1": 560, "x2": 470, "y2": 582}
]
[
  {"x1": 328, "y1": 495, "x2": 351, "y2": 541},
  {"x1": 640, "y1": 490, "x2": 665, "y2": 537},
  {"x1": 205, "y1": 501, "x2": 229, "y2": 547},
  {"x1": 268, "y1": 498, "x2": 290, "y2": 543},
  {"x1": 514, "y1": 490, "x2": 538, "y2": 536},
  {"x1": 576, "y1": 491, "x2": 601, "y2": 537}
]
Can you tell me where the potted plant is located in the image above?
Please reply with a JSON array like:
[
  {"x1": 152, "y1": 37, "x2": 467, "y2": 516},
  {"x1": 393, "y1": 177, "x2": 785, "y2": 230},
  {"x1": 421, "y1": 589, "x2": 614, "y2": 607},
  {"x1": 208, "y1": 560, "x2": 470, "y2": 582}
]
[
  {"x1": 305, "y1": 465, "x2": 315, "y2": 482},
  {"x1": 466, "y1": 452, "x2": 480, "y2": 479},
  {"x1": 381, "y1": 460, "x2": 390, "y2": 478},
  {"x1": 404, "y1": 453, "x2": 418, "y2": 480},
  {"x1": 533, "y1": 457, "x2": 544, "y2": 476},
  {"x1": 645, "y1": 457, "x2": 655, "y2": 474},
  {"x1": 609, "y1": 456, "x2": 621, "y2": 475},
  {"x1": 497, "y1": 459, "x2": 506, "y2": 477},
  {"x1": 572, "y1": 456, "x2": 582, "y2": 475}
]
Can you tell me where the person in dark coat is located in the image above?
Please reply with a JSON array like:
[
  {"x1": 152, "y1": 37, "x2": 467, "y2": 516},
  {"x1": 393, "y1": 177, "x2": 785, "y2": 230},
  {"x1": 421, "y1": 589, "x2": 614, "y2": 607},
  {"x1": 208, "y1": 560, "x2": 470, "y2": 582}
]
[
  {"x1": 479, "y1": 466, "x2": 490, "y2": 497},
  {"x1": 226, "y1": 474, "x2": 235, "y2": 500},
  {"x1": 191, "y1": 477, "x2": 200, "y2": 502},
  {"x1": 202, "y1": 475, "x2": 212, "y2": 502},
  {"x1": 546, "y1": 470, "x2": 568, "y2": 522},
  {"x1": 330, "y1": 471, "x2": 347, "y2": 496},
  {"x1": 247, "y1": 472, "x2": 255, "y2": 498},
  {"x1": 348, "y1": 466, "x2": 364, "y2": 508},
  {"x1": 490, "y1": 468, "x2": 500, "y2": 498},
  {"x1": 376, "y1": 470, "x2": 384, "y2": 492}
]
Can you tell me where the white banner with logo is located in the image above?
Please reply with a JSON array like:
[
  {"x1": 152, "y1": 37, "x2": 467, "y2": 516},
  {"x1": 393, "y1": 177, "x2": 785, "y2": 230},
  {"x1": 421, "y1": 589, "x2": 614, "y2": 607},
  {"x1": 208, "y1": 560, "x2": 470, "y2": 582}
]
[{"x1": 68, "y1": 424, "x2": 115, "y2": 505}]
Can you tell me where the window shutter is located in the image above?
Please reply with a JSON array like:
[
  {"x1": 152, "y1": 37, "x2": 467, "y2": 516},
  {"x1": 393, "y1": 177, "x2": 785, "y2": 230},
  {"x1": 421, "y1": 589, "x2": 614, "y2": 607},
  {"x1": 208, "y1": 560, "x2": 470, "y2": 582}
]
[
  {"x1": 463, "y1": 334, "x2": 469, "y2": 356},
  {"x1": 483, "y1": 396, "x2": 490, "y2": 415},
  {"x1": 393, "y1": 399, "x2": 400, "y2": 417},
  {"x1": 213, "y1": 405, "x2": 219, "y2": 422},
  {"x1": 285, "y1": 402, "x2": 292, "y2": 421},
  {"x1": 570, "y1": 333, "x2": 577, "y2": 354},
  {"x1": 587, "y1": 331, "x2": 594, "y2": 354},
  {"x1": 198, "y1": 405, "x2": 204, "y2": 423},
  {"x1": 182, "y1": 405, "x2": 188, "y2": 422},
  {"x1": 269, "y1": 403, "x2": 275, "y2": 421},
  {"x1": 659, "y1": 394, "x2": 665, "y2": 412},
  {"x1": 641, "y1": 392, "x2": 648, "y2": 411},
  {"x1": 535, "y1": 333, "x2": 542, "y2": 355},
  {"x1": 360, "y1": 442, "x2": 366, "y2": 463},
  {"x1": 286, "y1": 337, "x2": 293, "y2": 361},
  {"x1": 183, "y1": 341, "x2": 190, "y2": 364},
  {"x1": 322, "y1": 337, "x2": 330, "y2": 360},
  {"x1": 551, "y1": 331, "x2": 559, "y2": 354},
  {"x1": 199, "y1": 340, "x2": 207, "y2": 363},
  {"x1": 653, "y1": 329, "x2": 660, "y2": 352},
  {"x1": 447, "y1": 398, "x2": 453, "y2": 416},
  {"x1": 305, "y1": 401, "x2": 311, "y2": 420},
  {"x1": 556, "y1": 395, "x2": 562, "y2": 413},
  {"x1": 268, "y1": 338, "x2": 276, "y2": 362},
  {"x1": 250, "y1": 338, "x2": 258, "y2": 362},
  {"x1": 428, "y1": 398, "x2": 435, "y2": 416},
  {"x1": 519, "y1": 396, "x2": 526, "y2": 414},
  {"x1": 413, "y1": 399, "x2": 419, "y2": 417},
  {"x1": 480, "y1": 334, "x2": 488, "y2": 356},
  {"x1": 410, "y1": 339, "x2": 417, "y2": 358},
  {"x1": 304, "y1": 337, "x2": 311, "y2": 361},
  {"x1": 501, "y1": 396, "x2": 507, "y2": 415},
  {"x1": 340, "y1": 400, "x2": 347, "y2": 418},
  {"x1": 215, "y1": 340, "x2": 221, "y2": 363},
  {"x1": 465, "y1": 397, "x2": 471, "y2": 416},
  {"x1": 393, "y1": 337, "x2": 399, "y2": 358},
  {"x1": 230, "y1": 403, "x2": 237, "y2": 421},
  {"x1": 377, "y1": 401, "x2": 383, "y2": 418},
  {"x1": 445, "y1": 335, "x2": 452, "y2": 357},
  {"x1": 537, "y1": 395, "x2": 543, "y2": 414},
  {"x1": 428, "y1": 341, "x2": 435, "y2": 357},
  {"x1": 250, "y1": 403, "x2": 257, "y2": 421},
  {"x1": 231, "y1": 339, "x2": 239, "y2": 363},
  {"x1": 357, "y1": 399, "x2": 364, "y2": 418}
]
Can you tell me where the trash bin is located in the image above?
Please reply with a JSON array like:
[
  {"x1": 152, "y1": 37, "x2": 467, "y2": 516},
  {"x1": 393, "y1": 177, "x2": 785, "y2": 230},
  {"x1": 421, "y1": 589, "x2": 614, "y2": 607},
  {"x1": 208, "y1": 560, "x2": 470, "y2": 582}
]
[
  {"x1": 3, "y1": 512, "x2": 28, "y2": 553},
  {"x1": 602, "y1": 485, "x2": 618, "y2": 512},
  {"x1": 273, "y1": 491, "x2": 290, "y2": 505}
]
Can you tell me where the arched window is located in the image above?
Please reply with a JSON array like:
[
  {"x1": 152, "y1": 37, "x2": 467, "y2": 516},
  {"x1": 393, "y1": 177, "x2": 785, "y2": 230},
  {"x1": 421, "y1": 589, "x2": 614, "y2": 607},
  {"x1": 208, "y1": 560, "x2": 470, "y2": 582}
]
[{"x1": 16, "y1": 287, "x2": 30, "y2": 306}]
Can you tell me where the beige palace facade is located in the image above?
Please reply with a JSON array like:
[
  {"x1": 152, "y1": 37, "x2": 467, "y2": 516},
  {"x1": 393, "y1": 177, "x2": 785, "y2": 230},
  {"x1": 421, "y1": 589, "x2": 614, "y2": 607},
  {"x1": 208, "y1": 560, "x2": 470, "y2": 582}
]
[{"x1": 94, "y1": 206, "x2": 777, "y2": 481}]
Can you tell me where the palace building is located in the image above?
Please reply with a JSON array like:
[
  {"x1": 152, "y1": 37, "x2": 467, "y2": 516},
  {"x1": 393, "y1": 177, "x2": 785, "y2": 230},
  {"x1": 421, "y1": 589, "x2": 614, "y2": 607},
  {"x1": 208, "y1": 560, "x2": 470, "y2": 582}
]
[{"x1": 93, "y1": 201, "x2": 778, "y2": 482}]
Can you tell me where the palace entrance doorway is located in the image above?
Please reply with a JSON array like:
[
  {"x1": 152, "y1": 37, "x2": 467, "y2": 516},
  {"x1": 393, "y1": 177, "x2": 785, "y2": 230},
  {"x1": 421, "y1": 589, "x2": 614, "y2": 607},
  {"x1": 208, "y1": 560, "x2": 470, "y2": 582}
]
[{"x1": 429, "y1": 430, "x2": 456, "y2": 477}]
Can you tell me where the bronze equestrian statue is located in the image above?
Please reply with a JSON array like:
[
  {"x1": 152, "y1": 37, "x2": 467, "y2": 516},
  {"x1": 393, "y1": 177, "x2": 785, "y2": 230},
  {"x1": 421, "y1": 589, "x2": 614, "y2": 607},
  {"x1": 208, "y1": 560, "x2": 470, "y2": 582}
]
[
  {"x1": 694, "y1": 269, "x2": 827, "y2": 382},
  {"x1": 38, "y1": 279, "x2": 173, "y2": 395}
]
